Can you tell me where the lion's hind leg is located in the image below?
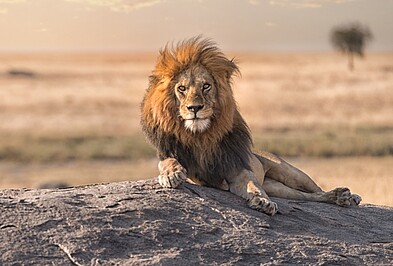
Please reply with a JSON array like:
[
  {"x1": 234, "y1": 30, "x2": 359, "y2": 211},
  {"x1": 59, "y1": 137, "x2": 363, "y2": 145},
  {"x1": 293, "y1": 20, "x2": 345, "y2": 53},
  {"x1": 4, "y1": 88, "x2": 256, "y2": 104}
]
[
  {"x1": 263, "y1": 178, "x2": 361, "y2": 207},
  {"x1": 227, "y1": 170, "x2": 278, "y2": 216},
  {"x1": 256, "y1": 152, "x2": 323, "y2": 193}
]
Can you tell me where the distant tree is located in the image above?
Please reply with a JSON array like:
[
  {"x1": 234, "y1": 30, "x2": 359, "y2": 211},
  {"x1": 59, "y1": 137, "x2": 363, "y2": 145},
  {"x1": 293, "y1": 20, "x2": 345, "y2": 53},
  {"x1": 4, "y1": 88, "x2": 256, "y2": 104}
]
[{"x1": 330, "y1": 22, "x2": 373, "y2": 71}]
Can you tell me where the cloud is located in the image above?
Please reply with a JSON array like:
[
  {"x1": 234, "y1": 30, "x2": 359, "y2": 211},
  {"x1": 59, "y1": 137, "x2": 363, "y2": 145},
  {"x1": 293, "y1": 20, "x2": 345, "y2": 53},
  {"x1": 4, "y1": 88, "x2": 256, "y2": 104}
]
[
  {"x1": 0, "y1": 0, "x2": 25, "y2": 3},
  {"x1": 248, "y1": 0, "x2": 260, "y2": 5},
  {"x1": 0, "y1": 0, "x2": 162, "y2": 13},
  {"x1": 267, "y1": 0, "x2": 355, "y2": 9},
  {"x1": 0, "y1": 0, "x2": 26, "y2": 14},
  {"x1": 0, "y1": 0, "x2": 26, "y2": 6},
  {"x1": 265, "y1": 21, "x2": 276, "y2": 27},
  {"x1": 64, "y1": 0, "x2": 163, "y2": 12}
]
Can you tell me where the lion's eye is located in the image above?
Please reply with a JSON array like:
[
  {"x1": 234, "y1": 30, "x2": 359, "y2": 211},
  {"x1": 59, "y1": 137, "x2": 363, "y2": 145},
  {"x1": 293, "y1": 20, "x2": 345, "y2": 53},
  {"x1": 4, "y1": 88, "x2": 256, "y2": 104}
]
[
  {"x1": 202, "y1": 83, "x2": 211, "y2": 92},
  {"x1": 177, "y1": 85, "x2": 186, "y2": 93}
]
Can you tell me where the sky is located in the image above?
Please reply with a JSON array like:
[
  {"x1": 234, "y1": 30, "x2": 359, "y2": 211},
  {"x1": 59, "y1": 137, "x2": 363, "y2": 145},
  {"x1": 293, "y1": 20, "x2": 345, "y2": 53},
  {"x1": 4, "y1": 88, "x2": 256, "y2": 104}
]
[{"x1": 0, "y1": 0, "x2": 392, "y2": 52}]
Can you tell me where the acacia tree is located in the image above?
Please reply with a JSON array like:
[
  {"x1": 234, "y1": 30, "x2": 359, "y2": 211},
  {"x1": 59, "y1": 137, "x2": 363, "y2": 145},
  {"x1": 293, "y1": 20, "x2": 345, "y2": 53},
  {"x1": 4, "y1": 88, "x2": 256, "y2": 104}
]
[{"x1": 330, "y1": 23, "x2": 373, "y2": 71}]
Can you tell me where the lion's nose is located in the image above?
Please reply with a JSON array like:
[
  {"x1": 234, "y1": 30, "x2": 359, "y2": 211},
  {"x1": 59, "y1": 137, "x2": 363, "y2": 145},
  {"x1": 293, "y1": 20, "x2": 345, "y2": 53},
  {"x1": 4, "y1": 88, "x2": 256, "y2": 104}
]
[{"x1": 187, "y1": 105, "x2": 204, "y2": 113}]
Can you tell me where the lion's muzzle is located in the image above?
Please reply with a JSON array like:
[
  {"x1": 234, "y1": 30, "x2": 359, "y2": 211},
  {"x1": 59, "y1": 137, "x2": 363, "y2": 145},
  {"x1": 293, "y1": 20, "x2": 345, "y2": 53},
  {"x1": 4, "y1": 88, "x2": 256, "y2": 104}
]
[{"x1": 187, "y1": 104, "x2": 204, "y2": 114}]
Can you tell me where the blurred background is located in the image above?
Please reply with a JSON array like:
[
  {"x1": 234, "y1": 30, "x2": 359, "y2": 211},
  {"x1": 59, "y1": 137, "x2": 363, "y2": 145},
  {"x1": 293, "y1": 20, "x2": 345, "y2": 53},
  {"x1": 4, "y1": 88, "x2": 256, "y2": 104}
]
[{"x1": 0, "y1": 0, "x2": 392, "y2": 206}]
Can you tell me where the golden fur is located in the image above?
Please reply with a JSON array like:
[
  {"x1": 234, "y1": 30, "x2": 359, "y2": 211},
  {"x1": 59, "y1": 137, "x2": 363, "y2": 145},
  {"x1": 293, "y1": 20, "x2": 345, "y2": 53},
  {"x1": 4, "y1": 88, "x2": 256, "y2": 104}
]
[{"x1": 140, "y1": 37, "x2": 362, "y2": 215}]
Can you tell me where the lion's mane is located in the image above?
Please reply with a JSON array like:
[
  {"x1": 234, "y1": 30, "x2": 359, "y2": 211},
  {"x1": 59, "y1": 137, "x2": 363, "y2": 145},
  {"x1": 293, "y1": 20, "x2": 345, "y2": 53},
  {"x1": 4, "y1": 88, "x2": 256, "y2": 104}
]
[{"x1": 141, "y1": 37, "x2": 253, "y2": 188}]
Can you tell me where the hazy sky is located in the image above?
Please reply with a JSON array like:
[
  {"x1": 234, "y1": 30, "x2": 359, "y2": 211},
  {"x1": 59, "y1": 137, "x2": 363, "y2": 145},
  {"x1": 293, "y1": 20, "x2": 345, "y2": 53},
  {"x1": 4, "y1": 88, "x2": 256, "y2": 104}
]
[{"x1": 0, "y1": 0, "x2": 392, "y2": 52}]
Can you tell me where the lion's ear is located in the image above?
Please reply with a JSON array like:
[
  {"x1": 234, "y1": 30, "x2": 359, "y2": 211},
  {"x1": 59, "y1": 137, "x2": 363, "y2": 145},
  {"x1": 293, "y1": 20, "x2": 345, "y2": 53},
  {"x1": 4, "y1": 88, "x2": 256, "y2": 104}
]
[
  {"x1": 204, "y1": 56, "x2": 240, "y2": 83},
  {"x1": 216, "y1": 58, "x2": 240, "y2": 82}
]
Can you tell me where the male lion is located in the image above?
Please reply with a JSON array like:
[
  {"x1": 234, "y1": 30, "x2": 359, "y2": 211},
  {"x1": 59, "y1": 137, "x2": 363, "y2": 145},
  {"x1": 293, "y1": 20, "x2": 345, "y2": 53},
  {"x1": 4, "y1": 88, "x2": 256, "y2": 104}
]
[{"x1": 140, "y1": 37, "x2": 361, "y2": 215}]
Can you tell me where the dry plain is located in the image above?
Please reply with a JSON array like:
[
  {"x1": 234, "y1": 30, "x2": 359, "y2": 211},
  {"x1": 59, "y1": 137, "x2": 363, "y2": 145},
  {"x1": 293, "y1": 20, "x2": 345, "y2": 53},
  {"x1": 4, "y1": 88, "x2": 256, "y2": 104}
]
[{"x1": 0, "y1": 52, "x2": 392, "y2": 206}]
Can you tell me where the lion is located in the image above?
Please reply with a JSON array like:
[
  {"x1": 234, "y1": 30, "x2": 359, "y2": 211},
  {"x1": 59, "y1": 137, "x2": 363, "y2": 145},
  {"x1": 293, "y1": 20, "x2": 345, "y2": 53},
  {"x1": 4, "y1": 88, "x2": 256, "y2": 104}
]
[{"x1": 140, "y1": 37, "x2": 361, "y2": 215}]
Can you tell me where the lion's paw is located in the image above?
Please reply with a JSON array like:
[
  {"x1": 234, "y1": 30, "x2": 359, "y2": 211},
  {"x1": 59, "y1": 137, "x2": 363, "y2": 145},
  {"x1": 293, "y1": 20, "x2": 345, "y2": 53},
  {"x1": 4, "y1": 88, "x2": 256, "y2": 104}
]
[
  {"x1": 330, "y1": 187, "x2": 361, "y2": 207},
  {"x1": 158, "y1": 158, "x2": 187, "y2": 188},
  {"x1": 350, "y1": 194, "x2": 362, "y2": 206},
  {"x1": 248, "y1": 194, "x2": 278, "y2": 216}
]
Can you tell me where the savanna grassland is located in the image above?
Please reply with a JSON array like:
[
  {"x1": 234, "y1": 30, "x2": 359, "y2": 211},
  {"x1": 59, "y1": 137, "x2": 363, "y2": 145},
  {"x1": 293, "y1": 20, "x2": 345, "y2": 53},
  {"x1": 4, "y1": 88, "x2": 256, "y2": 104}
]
[{"x1": 0, "y1": 52, "x2": 392, "y2": 206}]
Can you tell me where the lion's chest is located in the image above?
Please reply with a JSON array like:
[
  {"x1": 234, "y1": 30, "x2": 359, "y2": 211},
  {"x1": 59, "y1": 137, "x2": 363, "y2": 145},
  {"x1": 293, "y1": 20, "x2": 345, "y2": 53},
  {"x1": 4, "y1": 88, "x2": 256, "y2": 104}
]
[{"x1": 174, "y1": 134, "x2": 251, "y2": 188}]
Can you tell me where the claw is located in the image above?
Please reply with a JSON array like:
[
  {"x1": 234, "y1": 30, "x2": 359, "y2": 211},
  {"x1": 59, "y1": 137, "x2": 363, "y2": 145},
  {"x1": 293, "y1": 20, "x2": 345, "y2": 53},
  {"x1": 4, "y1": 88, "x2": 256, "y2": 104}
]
[
  {"x1": 248, "y1": 194, "x2": 278, "y2": 216},
  {"x1": 350, "y1": 194, "x2": 362, "y2": 206},
  {"x1": 330, "y1": 187, "x2": 361, "y2": 207},
  {"x1": 157, "y1": 158, "x2": 187, "y2": 188}
]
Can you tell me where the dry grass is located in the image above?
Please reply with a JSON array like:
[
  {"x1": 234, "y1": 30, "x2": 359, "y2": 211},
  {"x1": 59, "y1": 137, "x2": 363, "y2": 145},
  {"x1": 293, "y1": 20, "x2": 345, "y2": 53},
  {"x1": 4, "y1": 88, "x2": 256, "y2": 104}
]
[
  {"x1": 0, "y1": 52, "x2": 392, "y2": 206},
  {"x1": 1, "y1": 52, "x2": 392, "y2": 136},
  {"x1": 0, "y1": 159, "x2": 159, "y2": 189},
  {"x1": 234, "y1": 52, "x2": 393, "y2": 130},
  {"x1": 0, "y1": 157, "x2": 391, "y2": 206}
]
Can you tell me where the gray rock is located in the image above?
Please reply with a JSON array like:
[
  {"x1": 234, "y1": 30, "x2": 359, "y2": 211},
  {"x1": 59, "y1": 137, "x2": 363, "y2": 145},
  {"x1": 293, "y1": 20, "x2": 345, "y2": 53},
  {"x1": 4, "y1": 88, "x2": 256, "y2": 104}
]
[{"x1": 0, "y1": 179, "x2": 392, "y2": 265}]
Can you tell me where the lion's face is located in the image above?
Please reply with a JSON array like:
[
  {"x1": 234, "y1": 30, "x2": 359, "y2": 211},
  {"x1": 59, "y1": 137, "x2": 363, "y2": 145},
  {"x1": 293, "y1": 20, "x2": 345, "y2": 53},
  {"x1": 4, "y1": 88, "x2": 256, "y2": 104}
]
[{"x1": 174, "y1": 65, "x2": 216, "y2": 133}]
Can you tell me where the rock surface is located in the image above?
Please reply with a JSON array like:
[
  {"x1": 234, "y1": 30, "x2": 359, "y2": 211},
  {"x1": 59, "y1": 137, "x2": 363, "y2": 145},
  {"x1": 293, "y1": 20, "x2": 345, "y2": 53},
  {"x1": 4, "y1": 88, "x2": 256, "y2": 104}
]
[{"x1": 0, "y1": 179, "x2": 392, "y2": 265}]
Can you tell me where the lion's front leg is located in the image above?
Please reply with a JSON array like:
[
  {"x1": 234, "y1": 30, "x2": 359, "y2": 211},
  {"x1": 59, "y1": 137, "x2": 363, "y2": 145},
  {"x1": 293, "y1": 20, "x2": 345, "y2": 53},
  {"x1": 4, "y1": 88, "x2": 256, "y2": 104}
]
[
  {"x1": 228, "y1": 169, "x2": 278, "y2": 216},
  {"x1": 158, "y1": 158, "x2": 187, "y2": 188}
]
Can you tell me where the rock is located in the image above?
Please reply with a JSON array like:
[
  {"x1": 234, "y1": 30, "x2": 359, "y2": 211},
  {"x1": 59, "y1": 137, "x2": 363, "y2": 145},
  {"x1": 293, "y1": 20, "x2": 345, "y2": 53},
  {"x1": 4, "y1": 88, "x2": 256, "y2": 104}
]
[{"x1": 0, "y1": 179, "x2": 392, "y2": 265}]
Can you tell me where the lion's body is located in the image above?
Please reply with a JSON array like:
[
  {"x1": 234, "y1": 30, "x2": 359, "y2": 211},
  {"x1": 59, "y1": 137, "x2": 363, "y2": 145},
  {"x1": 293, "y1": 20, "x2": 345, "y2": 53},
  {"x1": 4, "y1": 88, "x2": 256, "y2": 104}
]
[{"x1": 140, "y1": 37, "x2": 361, "y2": 215}]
